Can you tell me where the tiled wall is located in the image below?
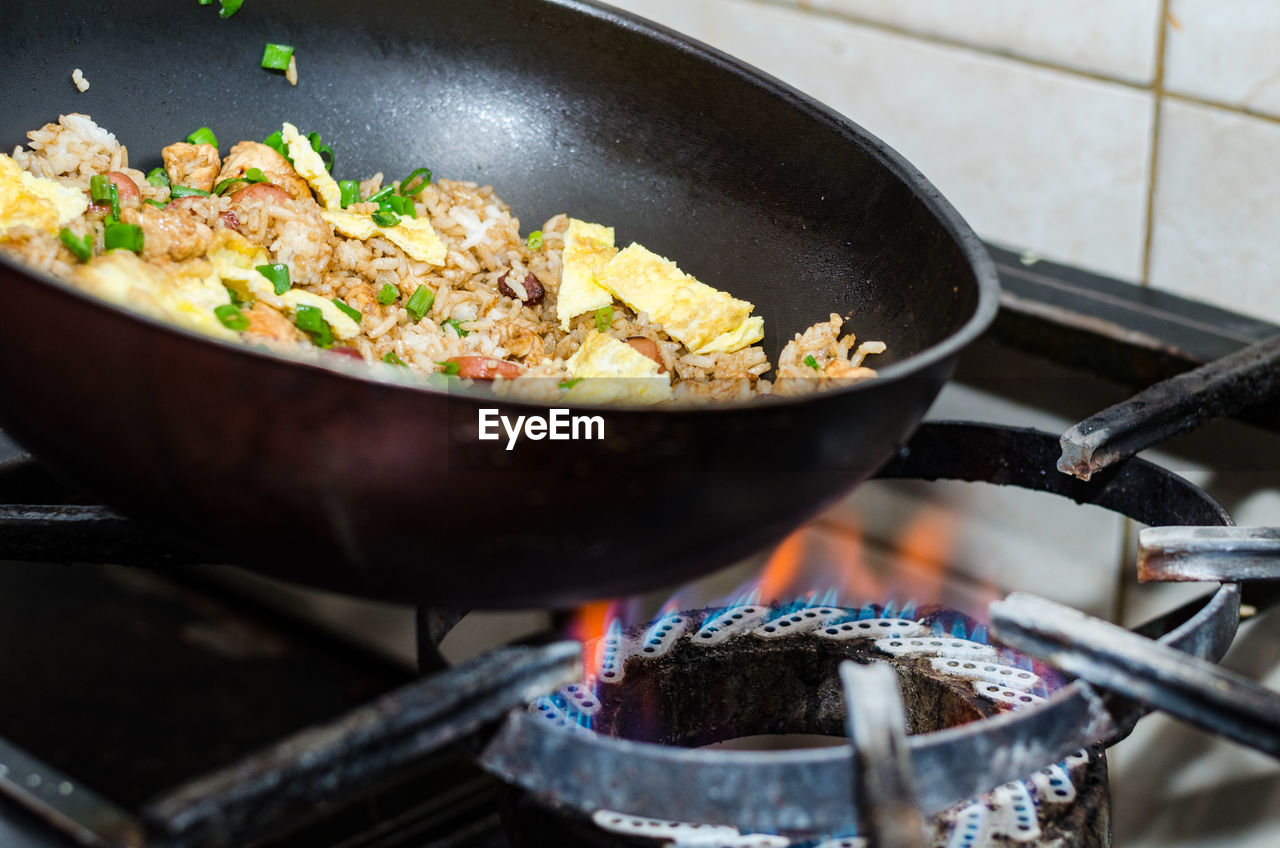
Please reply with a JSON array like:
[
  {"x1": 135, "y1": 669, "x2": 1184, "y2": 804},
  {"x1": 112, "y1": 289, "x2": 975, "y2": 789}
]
[{"x1": 606, "y1": 0, "x2": 1280, "y2": 324}]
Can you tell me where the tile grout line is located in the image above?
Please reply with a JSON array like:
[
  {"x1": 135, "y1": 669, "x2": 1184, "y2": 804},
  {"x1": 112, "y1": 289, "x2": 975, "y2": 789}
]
[
  {"x1": 743, "y1": 0, "x2": 1280, "y2": 126},
  {"x1": 1140, "y1": 0, "x2": 1171, "y2": 287},
  {"x1": 747, "y1": 0, "x2": 1155, "y2": 91},
  {"x1": 1163, "y1": 89, "x2": 1280, "y2": 126}
]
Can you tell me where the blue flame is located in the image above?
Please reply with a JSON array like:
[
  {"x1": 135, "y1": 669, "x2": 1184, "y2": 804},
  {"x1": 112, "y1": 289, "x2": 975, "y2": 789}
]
[
  {"x1": 899, "y1": 600, "x2": 918, "y2": 619},
  {"x1": 882, "y1": 599, "x2": 898, "y2": 619},
  {"x1": 950, "y1": 618, "x2": 968, "y2": 639}
]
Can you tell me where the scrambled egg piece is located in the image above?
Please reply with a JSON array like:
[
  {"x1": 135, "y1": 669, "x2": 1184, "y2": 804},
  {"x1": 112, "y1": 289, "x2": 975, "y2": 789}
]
[
  {"x1": 0, "y1": 154, "x2": 87, "y2": 235},
  {"x1": 282, "y1": 122, "x2": 341, "y2": 209},
  {"x1": 698, "y1": 315, "x2": 765, "y2": 354},
  {"x1": 557, "y1": 218, "x2": 616, "y2": 330},
  {"x1": 598, "y1": 243, "x2": 763, "y2": 354},
  {"x1": 564, "y1": 330, "x2": 672, "y2": 405},
  {"x1": 321, "y1": 209, "x2": 446, "y2": 266},
  {"x1": 73, "y1": 250, "x2": 238, "y2": 341},
  {"x1": 208, "y1": 231, "x2": 361, "y2": 340}
]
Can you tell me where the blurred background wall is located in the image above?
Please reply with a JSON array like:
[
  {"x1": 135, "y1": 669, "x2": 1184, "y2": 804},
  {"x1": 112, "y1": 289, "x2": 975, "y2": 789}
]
[{"x1": 608, "y1": 0, "x2": 1280, "y2": 323}]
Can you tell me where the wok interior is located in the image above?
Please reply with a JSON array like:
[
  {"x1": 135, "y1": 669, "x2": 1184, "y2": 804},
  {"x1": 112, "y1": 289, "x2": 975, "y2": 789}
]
[{"x1": 5, "y1": 0, "x2": 981, "y2": 366}]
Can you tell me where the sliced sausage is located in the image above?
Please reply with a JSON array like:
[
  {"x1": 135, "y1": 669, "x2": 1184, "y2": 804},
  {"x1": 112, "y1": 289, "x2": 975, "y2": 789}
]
[
  {"x1": 228, "y1": 182, "x2": 293, "y2": 206},
  {"x1": 625, "y1": 336, "x2": 666, "y2": 373},
  {"x1": 217, "y1": 141, "x2": 312, "y2": 201},
  {"x1": 447, "y1": 356, "x2": 521, "y2": 381}
]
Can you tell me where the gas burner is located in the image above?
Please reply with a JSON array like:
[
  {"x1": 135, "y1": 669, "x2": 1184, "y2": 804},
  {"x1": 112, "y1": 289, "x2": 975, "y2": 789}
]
[
  {"x1": 503, "y1": 602, "x2": 1107, "y2": 847},
  {"x1": 480, "y1": 424, "x2": 1238, "y2": 840}
]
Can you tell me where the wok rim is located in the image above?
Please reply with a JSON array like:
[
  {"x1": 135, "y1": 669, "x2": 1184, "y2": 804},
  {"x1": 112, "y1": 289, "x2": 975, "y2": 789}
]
[{"x1": 0, "y1": 0, "x2": 1000, "y2": 416}]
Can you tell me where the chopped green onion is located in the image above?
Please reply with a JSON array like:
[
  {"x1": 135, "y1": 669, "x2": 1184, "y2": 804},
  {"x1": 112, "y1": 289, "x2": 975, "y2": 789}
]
[
  {"x1": 59, "y1": 228, "x2": 92, "y2": 262},
  {"x1": 332, "y1": 298, "x2": 362, "y2": 323},
  {"x1": 365, "y1": 186, "x2": 394, "y2": 205},
  {"x1": 442, "y1": 318, "x2": 469, "y2": 337},
  {"x1": 186, "y1": 126, "x2": 218, "y2": 147},
  {"x1": 143, "y1": 198, "x2": 166, "y2": 209},
  {"x1": 376, "y1": 283, "x2": 398, "y2": 305},
  {"x1": 804, "y1": 354, "x2": 820, "y2": 371},
  {"x1": 198, "y1": 0, "x2": 214, "y2": 5},
  {"x1": 255, "y1": 263, "x2": 291, "y2": 295},
  {"x1": 103, "y1": 221, "x2": 144, "y2": 254},
  {"x1": 145, "y1": 167, "x2": 170, "y2": 188},
  {"x1": 169, "y1": 185, "x2": 211, "y2": 198},
  {"x1": 387, "y1": 195, "x2": 416, "y2": 218},
  {"x1": 89, "y1": 174, "x2": 112, "y2": 204},
  {"x1": 261, "y1": 43, "x2": 294, "y2": 71},
  {"x1": 263, "y1": 130, "x2": 287, "y2": 159},
  {"x1": 397, "y1": 168, "x2": 432, "y2": 195},
  {"x1": 405, "y1": 285, "x2": 434, "y2": 322},
  {"x1": 526, "y1": 230, "x2": 544, "y2": 251},
  {"x1": 371, "y1": 208, "x2": 400, "y2": 228},
  {"x1": 559, "y1": 377, "x2": 583, "y2": 390},
  {"x1": 108, "y1": 182, "x2": 120, "y2": 221},
  {"x1": 338, "y1": 180, "x2": 361, "y2": 208},
  {"x1": 594, "y1": 305, "x2": 613, "y2": 333},
  {"x1": 213, "y1": 167, "x2": 268, "y2": 195},
  {"x1": 214, "y1": 303, "x2": 249, "y2": 331},
  {"x1": 218, "y1": 0, "x2": 243, "y2": 19},
  {"x1": 436, "y1": 360, "x2": 461, "y2": 376},
  {"x1": 382, "y1": 351, "x2": 408, "y2": 367},
  {"x1": 306, "y1": 131, "x2": 334, "y2": 171},
  {"x1": 294, "y1": 305, "x2": 334, "y2": 348}
]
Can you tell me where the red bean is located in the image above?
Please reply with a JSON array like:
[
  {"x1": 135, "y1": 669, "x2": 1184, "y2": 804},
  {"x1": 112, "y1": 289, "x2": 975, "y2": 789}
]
[
  {"x1": 447, "y1": 356, "x2": 521, "y2": 381},
  {"x1": 625, "y1": 336, "x2": 666, "y2": 373},
  {"x1": 497, "y1": 270, "x2": 545, "y2": 305}
]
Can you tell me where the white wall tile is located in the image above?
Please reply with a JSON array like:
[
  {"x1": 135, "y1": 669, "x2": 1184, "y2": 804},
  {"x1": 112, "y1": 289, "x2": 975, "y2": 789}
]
[
  {"x1": 791, "y1": 0, "x2": 1162, "y2": 84},
  {"x1": 1148, "y1": 100, "x2": 1280, "y2": 323},
  {"x1": 609, "y1": 0, "x2": 1155, "y2": 280},
  {"x1": 1166, "y1": 0, "x2": 1280, "y2": 118}
]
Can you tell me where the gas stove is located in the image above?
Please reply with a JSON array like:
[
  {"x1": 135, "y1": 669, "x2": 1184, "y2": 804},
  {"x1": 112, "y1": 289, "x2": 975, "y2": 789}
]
[{"x1": 0, "y1": 244, "x2": 1278, "y2": 848}]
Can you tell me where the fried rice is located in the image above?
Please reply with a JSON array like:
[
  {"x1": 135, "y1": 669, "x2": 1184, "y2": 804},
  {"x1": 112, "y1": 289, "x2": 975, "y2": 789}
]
[{"x1": 1, "y1": 114, "x2": 883, "y2": 404}]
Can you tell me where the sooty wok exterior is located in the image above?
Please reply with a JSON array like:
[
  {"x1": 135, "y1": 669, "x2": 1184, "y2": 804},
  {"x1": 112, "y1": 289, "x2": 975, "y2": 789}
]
[{"x1": 0, "y1": 0, "x2": 998, "y2": 607}]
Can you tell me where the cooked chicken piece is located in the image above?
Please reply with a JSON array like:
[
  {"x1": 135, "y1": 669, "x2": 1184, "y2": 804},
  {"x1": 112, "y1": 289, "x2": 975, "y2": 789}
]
[
  {"x1": 340, "y1": 281, "x2": 379, "y2": 317},
  {"x1": 244, "y1": 302, "x2": 303, "y2": 343},
  {"x1": 162, "y1": 142, "x2": 221, "y2": 193},
  {"x1": 823, "y1": 360, "x2": 877, "y2": 381},
  {"x1": 216, "y1": 141, "x2": 311, "y2": 202},
  {"x1": 123, "y1": 203, "x2": 214, "y2": 262}
]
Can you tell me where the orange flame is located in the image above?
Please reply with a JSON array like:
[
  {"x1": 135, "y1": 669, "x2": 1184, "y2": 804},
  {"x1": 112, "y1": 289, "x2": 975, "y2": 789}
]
[
  {"x1": 889, "y1": 505, "x2": 958, "y2": 607},
  {"x1": 568, "y1": 599, "x2": 617, "y2": 675},
  {"x1": 816, "y1": 518, "x2": 883, "y2": 600},
  {"x1": 757, "y1": 530, "x2": 806, "y2": 604}
]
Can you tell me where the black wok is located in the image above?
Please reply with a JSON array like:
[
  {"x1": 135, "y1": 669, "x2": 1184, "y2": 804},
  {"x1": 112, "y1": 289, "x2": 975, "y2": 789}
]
[{"x1": 0, "y1": 0, "x2": 998, "y2": 607}]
